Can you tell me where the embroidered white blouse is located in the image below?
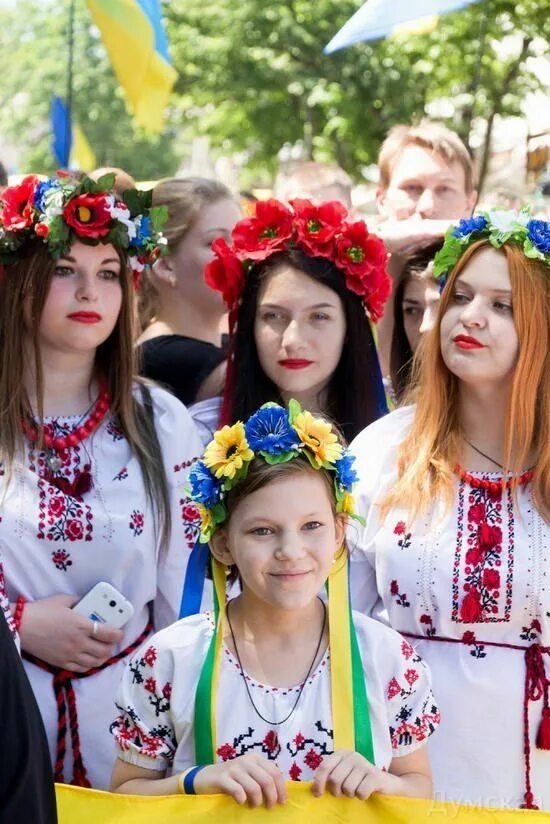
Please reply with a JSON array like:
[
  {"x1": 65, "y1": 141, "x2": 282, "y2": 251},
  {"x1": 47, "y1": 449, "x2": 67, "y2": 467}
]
[
  {"x1": 112, "y1": 610, "x2": 439, "y2": 780},
  {"x1": 349, "y1": 406, "x2": 550, "y2": 810},
  {"x1": 0, "y1": 386, "x2": 204, "y2": 789}
]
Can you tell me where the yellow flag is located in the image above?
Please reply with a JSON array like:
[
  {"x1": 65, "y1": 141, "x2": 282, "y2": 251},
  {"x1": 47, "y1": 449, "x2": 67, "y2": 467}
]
[
  {"x1": 56, "y1": 782, "x2": 550, "y2": 823},
  {"x1": 71, "y1": 124, "x2": 96, "y2": 173}
]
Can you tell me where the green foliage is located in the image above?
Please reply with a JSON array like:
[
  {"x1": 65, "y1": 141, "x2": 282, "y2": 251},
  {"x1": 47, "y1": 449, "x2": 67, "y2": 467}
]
[{"x1": 0, "y1": 0, "x2": 547, "y2": 184}]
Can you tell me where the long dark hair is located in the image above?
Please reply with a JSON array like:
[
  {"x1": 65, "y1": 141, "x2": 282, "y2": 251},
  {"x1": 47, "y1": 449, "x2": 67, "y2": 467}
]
[
  {"x1": 223, "y1": 248, "x2": 387, "y2": 443},
  {"x1": 390, "y1": 241, "x2": 442, "y2": 403},
  {"x1": 0, "y1": 240, "x2": 171, "y2": 549}
]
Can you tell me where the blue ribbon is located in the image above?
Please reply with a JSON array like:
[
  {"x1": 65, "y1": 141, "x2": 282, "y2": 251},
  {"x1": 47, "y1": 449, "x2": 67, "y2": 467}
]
[{"x1": 179, "y1": 538, "x2": 209, "y2": 618}]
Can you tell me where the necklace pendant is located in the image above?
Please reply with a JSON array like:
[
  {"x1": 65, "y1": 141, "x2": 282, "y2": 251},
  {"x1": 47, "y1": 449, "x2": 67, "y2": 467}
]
[{"x1": 45, "y1": 452, "x2": 62, "y2": 473}]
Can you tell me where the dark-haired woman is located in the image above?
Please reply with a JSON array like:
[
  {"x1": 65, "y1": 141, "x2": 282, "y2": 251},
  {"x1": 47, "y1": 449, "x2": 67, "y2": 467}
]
[
  {"x1": 0, "y1": 174, "x2": 202, "y2": 789},
  {"x1": 389, "y1": 241, "x2": 442, "y2": 403},
  {"x1": 198, "y1": 198, "x2": 391, "y2": 446}
]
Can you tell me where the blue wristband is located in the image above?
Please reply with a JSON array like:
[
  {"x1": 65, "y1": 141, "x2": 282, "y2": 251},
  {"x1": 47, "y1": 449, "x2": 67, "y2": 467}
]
[{"x1": 183, "y1": 765, "x2": 204, "y2": 795}]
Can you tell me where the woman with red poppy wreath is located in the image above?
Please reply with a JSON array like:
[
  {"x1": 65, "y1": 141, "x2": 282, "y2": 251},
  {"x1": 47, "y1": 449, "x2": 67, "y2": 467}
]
[
  {"x1": 0, "y1": 172, "x2": 202, "y2": 789},
  {"x1": 348, "y1": 210, "x2": 550, "y2": 809},
  {"x1": 200, "y1": 198, "x2": 391, "y2": 447}
]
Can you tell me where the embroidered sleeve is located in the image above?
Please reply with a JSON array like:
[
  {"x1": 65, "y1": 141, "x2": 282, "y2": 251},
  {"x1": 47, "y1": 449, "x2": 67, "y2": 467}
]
[
  {"x1": 0, "y1": 560, "x2": 18, "y2": 648},
  {"x1": 149, "y1": 388, "x2": 204, "y2": 629},
  {"x1": 111, "y1": 642, "x2": 177, "y2": 771},
  {"x1": 386, "y1": 639, "x2": 441, "y2": 758}
]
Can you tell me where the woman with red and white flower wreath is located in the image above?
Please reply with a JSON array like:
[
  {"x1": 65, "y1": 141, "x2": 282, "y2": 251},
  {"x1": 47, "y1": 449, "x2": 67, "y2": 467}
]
[
  {"x1": 194, "y1": 197, "x2": 391, "y2": 447},
  {"x1": 0, "y1": 172, "x2": 202, "y2": 789},
  {"x1": 348, "y1": 209, "x2": 550, "y2": 809}
]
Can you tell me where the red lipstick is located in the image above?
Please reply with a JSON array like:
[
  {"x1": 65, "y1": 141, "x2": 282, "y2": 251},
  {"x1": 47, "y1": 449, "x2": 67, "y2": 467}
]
[
  {"x1": 453, "y1": 334, "x2": 484, "y2": 350},
  {"x1": 278, "y1": 359, "x2": 313, "y2": 370},
  {"x1": 67, "y1": 312, "x2": 102, "y2": 324}
]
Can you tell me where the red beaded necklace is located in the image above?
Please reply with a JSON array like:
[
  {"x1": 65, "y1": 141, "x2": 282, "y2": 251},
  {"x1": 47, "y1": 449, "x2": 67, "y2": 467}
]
[
  {"x1": 21, "y1": 381, "x2": 110, "y2": 489},
  {"x1": 454, "y1": 465, "x2": 534, "y2": 493}
]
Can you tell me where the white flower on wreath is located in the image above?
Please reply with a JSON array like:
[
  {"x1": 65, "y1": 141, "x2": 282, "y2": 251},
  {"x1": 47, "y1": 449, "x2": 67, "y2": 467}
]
[
  {"x1": 107, "y1": 196, "x2": 137, "y2": 241},
  {"x1": 487, "y1": 209, "x2": 528, "y2": 235},
  {"x1": 43, "y1": 186, "x2": 65, "y2": 218}
]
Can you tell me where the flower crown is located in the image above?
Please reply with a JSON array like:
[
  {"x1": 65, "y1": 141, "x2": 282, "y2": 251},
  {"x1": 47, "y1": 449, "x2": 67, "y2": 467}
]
[
  {"x1": 0, "y1": 172, "x2": 168, "y2": 287},
  {"x1": 188, "y1": 400, "x2": 362, "y2": 542},
  {"x1": 433, "y1": 207, "x2": 550, "y2": 288},
  {"x1": 204, "y1": 198, "x2": 392, "y2": 322}
]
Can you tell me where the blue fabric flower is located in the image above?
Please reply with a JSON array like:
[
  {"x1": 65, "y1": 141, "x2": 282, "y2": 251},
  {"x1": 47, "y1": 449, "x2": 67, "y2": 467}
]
[
  {"x1": 244, "y1": 406, "x2": 300, "y2": 454},
  {"x1": 33, "y1": 180, "x2": 60, "y2": 213},
  {"x1": 129, "y1": 215, "x2": 153, "y2": 248},
  {"x1": 334, "y1": 453, "x2": 358, "y2": 490},
  {"x1": 189, "y1": 461, "x2": 223, "y2": 507},
  {"x1": 527, "y1": 219, "x2": 550, "y2": 254},
  {"x1": 452, "y1": 216, "x2": 487, "y2": 239}
]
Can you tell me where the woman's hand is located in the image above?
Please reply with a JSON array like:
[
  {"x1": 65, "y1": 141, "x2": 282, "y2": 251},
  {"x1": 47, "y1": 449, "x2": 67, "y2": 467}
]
[
  {"x1": 312, "y1": 748, "x2": 432, "y2": 800},
  {"x1": 20, "y1": 594, "x2": 124, "y2": 671},
  {"x1": 194, "y1": 754, "x2": 287, "y2": 808}
]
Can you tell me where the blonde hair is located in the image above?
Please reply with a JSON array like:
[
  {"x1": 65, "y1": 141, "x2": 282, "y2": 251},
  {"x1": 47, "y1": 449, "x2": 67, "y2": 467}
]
[
  {"x1": 382, "y1": 241, "x2": 550, "y2": 521},
  {"x1": 378, "y1": 121, "x2": 476, "y2": 193},
  {"x1": 152, "y1": 177, "x2": 233, "y2": 252}
]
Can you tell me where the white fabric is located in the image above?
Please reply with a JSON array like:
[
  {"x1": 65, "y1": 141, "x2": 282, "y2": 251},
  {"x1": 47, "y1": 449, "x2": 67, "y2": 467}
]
[
  {"x1": 189, "y1": 396, "x2": 222, "y2": 449},
  {"x1": 0, "y1": 386, "x2": 205, "y2": 789},
  {"x1": 349, "y1": 406, "x2": 550, "y2": 809},
  {"x1": 112, "y1": 610, "x2": 439, "y2": 779}
]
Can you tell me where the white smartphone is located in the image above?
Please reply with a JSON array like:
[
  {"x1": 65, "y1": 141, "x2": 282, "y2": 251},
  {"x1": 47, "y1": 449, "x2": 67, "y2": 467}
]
[{"x1": 73, "y1": 581, "x2": 135, "y2": 629}]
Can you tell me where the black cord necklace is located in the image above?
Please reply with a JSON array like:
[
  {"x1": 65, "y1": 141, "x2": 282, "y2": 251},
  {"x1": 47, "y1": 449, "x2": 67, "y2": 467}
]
[
  {"x1": 463, "y1": 437, "x2": 504, "y2": 471},
  {"x1": 226, "y1": 597, "x2": 327, "y2": 727}
]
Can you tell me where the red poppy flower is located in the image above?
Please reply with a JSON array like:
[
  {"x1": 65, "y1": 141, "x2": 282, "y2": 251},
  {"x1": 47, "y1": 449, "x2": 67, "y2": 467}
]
[
  {"x1": 1, "y1": 175, "x2": 39, "y2": 231},
  {"x1": 204, "y1": 237, "x2": 246, "y2": 308},
  {"x1": 291, "y1": 198, "x2": 347, "y2": 258},
  {"x1": 334, "y1": 221, "x2": 391, "y2": 321},
  {"x1": 63, "y1": 193, "x2": 112, "y2": 238},
  {"x1": 231, "y1": 199, "x2": 293, "y2": 261},
  {"x1": 459, "y1": 589, "x2": 482, "y2": 622}
]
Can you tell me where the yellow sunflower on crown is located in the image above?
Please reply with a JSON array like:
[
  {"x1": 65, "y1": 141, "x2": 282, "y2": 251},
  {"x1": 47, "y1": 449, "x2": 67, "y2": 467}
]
[{"x1": 203, "y1": 422, "x2": 254, "y2": 481}]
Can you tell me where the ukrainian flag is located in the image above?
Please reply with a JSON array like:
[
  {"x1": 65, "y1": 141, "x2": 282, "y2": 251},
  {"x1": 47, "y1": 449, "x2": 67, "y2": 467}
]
[{"x1": 85, "y1": 0, "x2": 177, "y2": 133}]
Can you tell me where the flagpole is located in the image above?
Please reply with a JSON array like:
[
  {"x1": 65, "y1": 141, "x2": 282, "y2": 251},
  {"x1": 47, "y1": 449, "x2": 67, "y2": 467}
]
[{"x1": 65, "y1": 0, "x2": 76, "y2": 167}]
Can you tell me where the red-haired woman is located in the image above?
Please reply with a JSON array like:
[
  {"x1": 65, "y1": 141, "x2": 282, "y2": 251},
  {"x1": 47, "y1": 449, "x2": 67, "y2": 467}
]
[
  {"x1": 349, "y1": 211, "x2": 550, "y2": 810},
  {"x1": 0, "y1": 173, "x2": 202, "y2": 789}
]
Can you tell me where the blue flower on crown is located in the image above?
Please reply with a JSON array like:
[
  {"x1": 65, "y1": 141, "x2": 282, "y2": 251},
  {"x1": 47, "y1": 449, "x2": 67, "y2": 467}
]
[
  {"x1": 188, "y1": 461, "x2": 223, "y2": 508},
  {"x1": 244, "y1": 405, "x2": 300, "y2": 455},
  {"x1": 452, "y1": 216, "x2": 488, "y2": 240},
  {"x1": 527, "y1": 219, "x2": 550, "y2": 255},
  {"x1": 130, "y1": 215, "x2": 153, "y2": 248},
  {"x1": 334, "y1": 453, "x2": 358, "y2": 491},
  {"x1": 33, "y1": 180, "x2": 60, "y2": 213}
]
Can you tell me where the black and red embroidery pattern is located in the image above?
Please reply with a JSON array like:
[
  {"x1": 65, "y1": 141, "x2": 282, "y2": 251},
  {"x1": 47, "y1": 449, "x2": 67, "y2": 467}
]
[
  {"x1": 393, "y1": 521, "x2": 412, "y2": 550},
  {"x1": 180, "y1": 499, "x2": 201, "y2": 551},
  {"x1": 129, "y1": 509, "x2": 145, "y2": 536},
  {"x1": 452, "y1": 479, "x2": 513, "y2": 624},
  {"x1": 390, "y1": 579, "x2": 410, "y2": 608}
]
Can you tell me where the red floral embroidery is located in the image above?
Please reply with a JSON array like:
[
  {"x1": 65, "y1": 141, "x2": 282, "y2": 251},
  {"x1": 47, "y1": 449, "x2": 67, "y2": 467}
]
[
  {"x1": 390, "y1": 580, "x2": 410, "y2": 607},
  {"x1": 304, "y1": 749, "x2": 323, "y2": 770},
  {"x1": 144, "y1": 677, "x2": 157, "y2": 694},
  {"x1": 143, "y1": 646, "x2": 157, "y2": 667},
  {"x1": 289, "y1": 762, "x2": 302, "y2": 781},
  {"x1": 419, "y1": 614, "x2": 436, "y2": 637},
  {"x1": 217, "y1": 743, "x2": 237, "y2": 761},
  {"x1": 401, "y1": 640, "x2": 414, "y2": 660},
  {"x1": 180, "y1": 498, "x2": 201, "y2": 550},
  {"x1": 404, "y1": 668, "x2": 419, "y2": 686},
  {"x1": 129, "y1": 509, "x2": 145, "y2": 536},
  {"x1": 453, "y1": 479, "x2": 513, "y2": 624},
  {"x1": 393, "y1": 520, "x2": 412, "y2": 549},
  {"x1": 294, "y1": 732, "x2": 305, "y2": 746},
  {"x1": 387, "y1": 678, "x2": 401, "y2": 699},
  {"x1": 263, "y1": 731, "x2": 279, "y2": 754},
  {"x1": 51, "y1": 548, "x2": 73, "y2": 571}
]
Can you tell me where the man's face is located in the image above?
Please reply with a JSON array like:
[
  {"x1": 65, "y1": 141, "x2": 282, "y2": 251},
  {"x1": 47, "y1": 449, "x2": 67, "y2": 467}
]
[{"x1": 377, "y1": 144, "x2": 477, "y2": 221}]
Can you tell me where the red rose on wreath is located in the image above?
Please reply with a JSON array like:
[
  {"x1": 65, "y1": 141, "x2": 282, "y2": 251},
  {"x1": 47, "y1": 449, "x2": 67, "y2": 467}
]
[
  {"x1": 291, "y1": 198, "x2": 347, "y2": 258},
  {"x1": 65, "y1": 519, "x2": 84, "y2": 541},
  {"x1": 263, "y1": 730, "x2": 279, "y2": 753},
  {"x1": 35, "y1": 222, "x2": 50, "y2": 238},
  {"x1": 1, "y1": 175, "x2": 39, "y2": 230},
  {"x1": 478, "y1": 523, "x2": 502, "y2": 550},
  {"x1": 232, "y1": 199, "x2": 293, "y2": 261},
  {"x1": 468, "y1": 503, "x2": 486, "y2": 524},
  {"x1": 460, "y1": 589, "x2": 482, "y2": 622},
  {"x1": 49, "y1": 495, "x2": 66, "y2": 518},
  {"x1": 63, "y1": 193, "x2": 112, "y2": 238},
  {"x1": 482, "y1": 568, "x2": 500, "y2": 589},
  {"x1": 204, "y1": 238, "x2": 246, "y2": 308}
]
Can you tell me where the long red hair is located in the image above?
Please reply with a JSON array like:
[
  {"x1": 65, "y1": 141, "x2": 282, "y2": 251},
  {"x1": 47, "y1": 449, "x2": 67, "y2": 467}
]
[{"x1": 382, "y1": 241, "x2": 550, "y2": 521}]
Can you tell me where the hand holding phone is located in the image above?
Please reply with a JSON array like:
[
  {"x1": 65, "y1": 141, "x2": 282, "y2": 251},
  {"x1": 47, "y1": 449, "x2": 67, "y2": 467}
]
[{"x1": 73, "y1": 582, "x2": 134, "y2": 629}]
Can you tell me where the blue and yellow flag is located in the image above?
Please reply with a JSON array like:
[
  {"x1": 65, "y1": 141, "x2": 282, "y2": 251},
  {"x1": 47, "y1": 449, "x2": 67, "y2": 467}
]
[{"x1": 85, "y1": 0, "x2": 177, "y2": 132}]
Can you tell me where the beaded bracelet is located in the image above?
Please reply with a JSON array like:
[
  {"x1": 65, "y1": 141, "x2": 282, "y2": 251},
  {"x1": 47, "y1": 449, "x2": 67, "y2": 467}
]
[
  {"x1": 13, "y1": 595, "x2": 26, "y2": 632},
  {"x1": 178, "y1": 765, "x2": 204, "y2": 795}
]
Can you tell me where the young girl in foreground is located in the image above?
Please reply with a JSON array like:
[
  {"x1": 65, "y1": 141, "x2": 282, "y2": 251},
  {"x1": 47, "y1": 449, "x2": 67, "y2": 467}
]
[{"x1": 111, "y1": 403, "x2": 439, "y2": 805}]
